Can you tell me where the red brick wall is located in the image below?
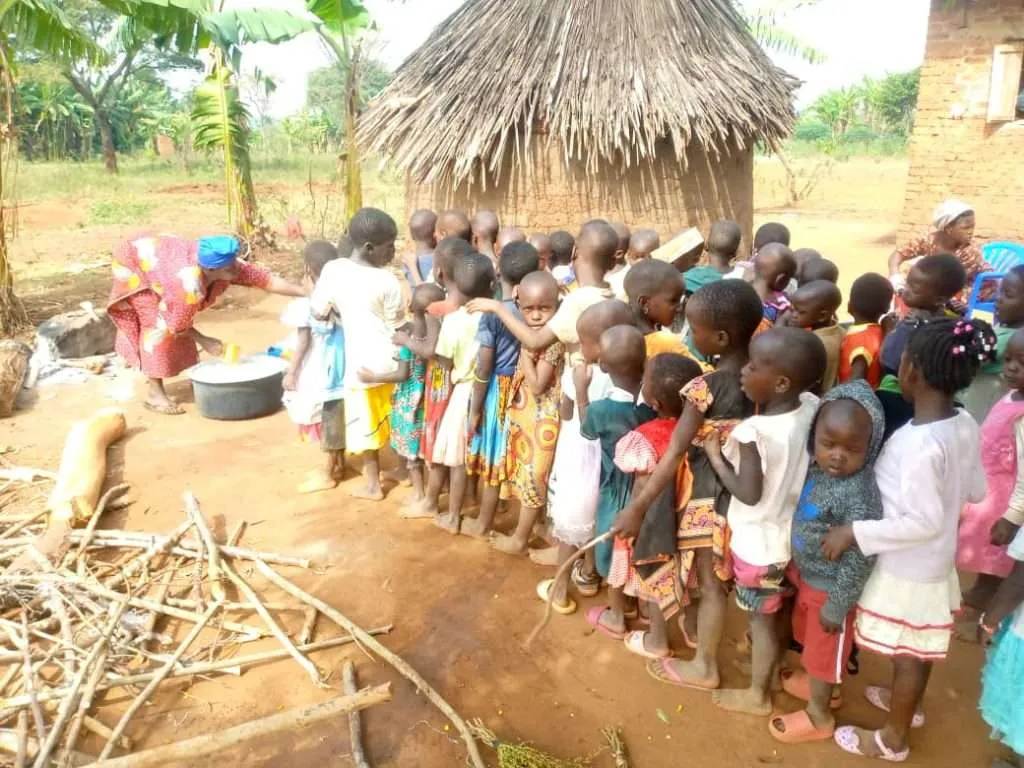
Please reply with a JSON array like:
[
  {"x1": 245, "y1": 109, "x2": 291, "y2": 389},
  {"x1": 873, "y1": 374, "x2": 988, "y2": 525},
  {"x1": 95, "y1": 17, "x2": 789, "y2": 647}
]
[
  {"x1": 406, "y1": 137, "x2": 754, "y2": 251},
  {"x1": 902, "y1": 0, "x2": 1024, "y2": 242}
]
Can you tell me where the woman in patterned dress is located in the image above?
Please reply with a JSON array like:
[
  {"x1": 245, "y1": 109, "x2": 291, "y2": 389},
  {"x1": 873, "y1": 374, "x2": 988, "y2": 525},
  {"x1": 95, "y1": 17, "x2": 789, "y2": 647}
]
[{"x1": 107, "y1": 234, "x2": 304, "y2": 414}]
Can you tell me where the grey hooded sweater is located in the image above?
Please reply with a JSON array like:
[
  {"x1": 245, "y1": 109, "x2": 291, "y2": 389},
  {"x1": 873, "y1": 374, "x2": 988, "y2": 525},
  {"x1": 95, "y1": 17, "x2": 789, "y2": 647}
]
[{"x1": 790, "y1": 380, "x2": 885, "y2": 627}]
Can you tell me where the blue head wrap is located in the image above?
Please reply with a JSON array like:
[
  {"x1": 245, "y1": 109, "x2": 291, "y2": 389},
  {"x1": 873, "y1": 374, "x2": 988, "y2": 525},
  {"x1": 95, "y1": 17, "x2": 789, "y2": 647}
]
[{"x1": 197, "y1": 236, "x2": 240, "y2": 270}]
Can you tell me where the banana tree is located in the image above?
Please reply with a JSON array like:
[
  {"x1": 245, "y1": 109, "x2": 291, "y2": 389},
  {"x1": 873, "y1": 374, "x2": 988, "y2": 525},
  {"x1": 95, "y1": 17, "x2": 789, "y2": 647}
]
[
  {"x1": 188, "y1": 4, "x2": 317, "y2": 246},
  {"x1": 306, "y1": 0, "x2": 371, "y2": 220}
]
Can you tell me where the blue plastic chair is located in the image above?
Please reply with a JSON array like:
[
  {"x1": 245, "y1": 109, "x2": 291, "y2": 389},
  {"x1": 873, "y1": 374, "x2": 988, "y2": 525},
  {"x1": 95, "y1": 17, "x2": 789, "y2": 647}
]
[{"x1": 966, "y1": 241, "x2": 1024, "y2": 319}]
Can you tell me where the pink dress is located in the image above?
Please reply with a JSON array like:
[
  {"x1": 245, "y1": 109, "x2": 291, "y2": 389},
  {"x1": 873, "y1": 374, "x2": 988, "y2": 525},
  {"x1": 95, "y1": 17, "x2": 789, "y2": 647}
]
[{"x1": 958, "y1": 394, "x2": 1024, "y2": 578}]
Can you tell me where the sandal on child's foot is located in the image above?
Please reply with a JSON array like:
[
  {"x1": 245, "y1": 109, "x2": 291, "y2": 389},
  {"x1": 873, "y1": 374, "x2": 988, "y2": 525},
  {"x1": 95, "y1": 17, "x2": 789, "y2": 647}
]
[
  {"x1": 769, "y1": 710, "x2": 835, "y2": 744},
  {"x1": 780, "y1": 669, "x2": 842, "y2": 710},
  {"x1": 864, "y1": 686, "x2": 924, "y2": 728},
  {"x1": 834, "y1": 727, "x2": 909, "y2": 762},
  {"x1": 623, "y1": 631, "x2": 670, "y2": 660},
  {"x1": 571, "y1": 560, "x2": 600, "y2": 597},
  {"x1": 536, "y1": 579, "x2": 576, "y2": 615},
  {"x1": 585, "y1": 607, "x2": 626, "y2": 639}
]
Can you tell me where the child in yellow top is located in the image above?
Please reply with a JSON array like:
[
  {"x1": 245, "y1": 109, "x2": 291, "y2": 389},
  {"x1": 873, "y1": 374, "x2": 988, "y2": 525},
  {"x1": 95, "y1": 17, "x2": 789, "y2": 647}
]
[{"x1": 625, "y1": 259, "x2": 706, "y2": 367}]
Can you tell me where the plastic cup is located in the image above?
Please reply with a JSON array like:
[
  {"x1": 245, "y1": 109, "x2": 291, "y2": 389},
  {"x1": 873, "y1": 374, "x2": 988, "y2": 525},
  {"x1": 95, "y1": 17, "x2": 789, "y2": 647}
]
[{"x1": 223, "y1": 343, "x2": 241, "y2": 364}]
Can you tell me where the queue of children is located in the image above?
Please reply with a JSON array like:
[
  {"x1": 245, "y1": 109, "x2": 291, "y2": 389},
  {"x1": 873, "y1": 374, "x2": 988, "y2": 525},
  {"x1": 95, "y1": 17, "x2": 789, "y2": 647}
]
[{"x1": 281, "y1": 205, "x2": 1024, "y2": 766}]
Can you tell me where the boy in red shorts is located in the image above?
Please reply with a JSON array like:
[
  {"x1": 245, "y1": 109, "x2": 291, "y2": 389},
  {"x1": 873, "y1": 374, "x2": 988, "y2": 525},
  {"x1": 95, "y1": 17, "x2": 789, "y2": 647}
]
[
  {"x1": 769, "y1": 380, "x2": 885, "y2": 744},
  {"x1": 839, "y1": 273, "x2": 894, "y2": 388}
]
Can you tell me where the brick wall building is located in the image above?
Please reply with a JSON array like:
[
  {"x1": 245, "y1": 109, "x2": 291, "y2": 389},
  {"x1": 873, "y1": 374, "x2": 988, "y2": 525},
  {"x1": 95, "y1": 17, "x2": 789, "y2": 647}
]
[
  {"x1": 405, "y1": 138, "x2": 754, "y2": 246},
  {"x1": 902, "y1": 0, "x2": 1024, "y2": 241}
]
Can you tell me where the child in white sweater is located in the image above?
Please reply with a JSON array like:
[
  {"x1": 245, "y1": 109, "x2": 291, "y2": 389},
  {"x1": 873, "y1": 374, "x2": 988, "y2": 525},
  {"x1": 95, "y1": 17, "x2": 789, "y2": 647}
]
[{"x1": 823, "y1": 317, "x2": 994, "y2": 762}]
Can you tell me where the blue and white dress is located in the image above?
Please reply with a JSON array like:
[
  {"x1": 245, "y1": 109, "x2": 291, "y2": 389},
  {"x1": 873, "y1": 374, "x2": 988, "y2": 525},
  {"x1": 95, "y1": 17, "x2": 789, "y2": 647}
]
[
  {"x1": 280, "y1": 298, "x2": 344, "y2": 427},
  {"x1": 981, "y1": 526, "x2": 1024, "y2": 757}
]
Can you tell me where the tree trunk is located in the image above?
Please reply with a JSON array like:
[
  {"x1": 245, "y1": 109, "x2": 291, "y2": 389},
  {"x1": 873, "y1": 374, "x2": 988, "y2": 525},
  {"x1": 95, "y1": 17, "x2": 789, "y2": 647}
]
[
  {"x1": 96, "y1": 110, "x2": 118, "y2": 174},
  {"x1": 0, "y1": 47, "x2": 27, "y2": 335}
]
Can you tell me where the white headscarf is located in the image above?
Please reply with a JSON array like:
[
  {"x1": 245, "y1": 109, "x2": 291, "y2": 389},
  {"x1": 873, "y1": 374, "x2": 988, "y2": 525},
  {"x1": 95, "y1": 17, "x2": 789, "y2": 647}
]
[{"x1": 932, "y1": 199, "x2": 973, "y2": 232}]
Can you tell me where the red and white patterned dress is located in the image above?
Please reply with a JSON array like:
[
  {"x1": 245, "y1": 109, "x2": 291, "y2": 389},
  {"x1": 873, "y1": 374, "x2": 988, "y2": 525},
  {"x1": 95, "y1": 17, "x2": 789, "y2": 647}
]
[{"x1": 107, "y1": 234, "x2": 270, "y2": 378}]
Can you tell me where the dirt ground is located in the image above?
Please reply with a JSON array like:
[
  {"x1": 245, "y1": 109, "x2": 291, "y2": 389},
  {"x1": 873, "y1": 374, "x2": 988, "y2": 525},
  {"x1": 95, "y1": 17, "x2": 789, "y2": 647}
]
[{"x1": 3, "y1": 157, "x2": 1006, "y2": 766}]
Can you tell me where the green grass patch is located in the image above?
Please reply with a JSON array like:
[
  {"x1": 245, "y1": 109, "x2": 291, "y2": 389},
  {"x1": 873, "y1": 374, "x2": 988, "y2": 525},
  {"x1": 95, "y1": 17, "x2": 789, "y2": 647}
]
[{"x1": 89, "y1": 199, "x2": 156, "y2": 225}]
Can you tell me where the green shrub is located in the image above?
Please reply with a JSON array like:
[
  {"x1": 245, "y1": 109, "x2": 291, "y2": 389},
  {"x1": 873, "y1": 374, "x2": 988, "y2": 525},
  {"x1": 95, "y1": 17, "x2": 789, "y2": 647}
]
[{"x1": 89, "y1": 199, "x2": 156, "y2": 225}]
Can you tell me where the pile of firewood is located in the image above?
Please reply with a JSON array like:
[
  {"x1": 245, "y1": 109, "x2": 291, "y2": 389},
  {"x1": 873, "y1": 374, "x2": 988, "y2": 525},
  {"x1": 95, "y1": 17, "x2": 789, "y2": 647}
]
[{"x1": 0, "y1": 410, "x2": 485, "y2": 767}]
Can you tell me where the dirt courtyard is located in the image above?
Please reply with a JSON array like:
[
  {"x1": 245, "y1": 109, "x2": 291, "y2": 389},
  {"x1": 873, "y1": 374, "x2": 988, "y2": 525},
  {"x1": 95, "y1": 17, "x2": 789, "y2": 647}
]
[{"x1": 3, "y1": 157, "x2": 1006, "y2": 766}]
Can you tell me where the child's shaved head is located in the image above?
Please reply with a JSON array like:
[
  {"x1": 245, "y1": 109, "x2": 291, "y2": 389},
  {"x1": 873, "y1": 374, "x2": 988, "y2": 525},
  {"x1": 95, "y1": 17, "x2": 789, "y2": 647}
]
[
  {"x1": 754, "y1": 222, "x2": 791, "y2": 250},
  {"x1": 411, "y1": 282, "x2": 445, "y2": 314},
  {"x1": 789, "y1": 280, "x2": 842, "y2": 330},
  {"x1": 577, "y1": 299, "x2": 634, "y2": 363},
  {"x1": 628, "y1": 229, "x2": 660, "y2": 261},
  {"x1": 437, "y1": 210, "x2": 472, "y2": 242},
  {"x1": 799, "y1": 257, "x2": 839, "y2": 285},
  {"x1": 409, "y1": 209, "x2": 437, "y2": 242},
  {"x1": 707, "y1": 220, "x2": 742, "y2": 258},
  {"x1": 471, "y1": 210, "x2": 500, "y2": 243},
  {"x1": 528, "y1": 233, "x2": 552, "y2": 269},
  {"x1": 599, "y1": 325, "x2": 646, "y2": 380},
  {"x1": 497, "y1": 227, "x2": 526, "y2": 253},
  {"x1": 610, "y1": 222, "x2": 631, "y2": 258},
  {"x1": 576, "y1": 220, "x2": 619, "y2": 273},
  {"x1": 755, "y1": 242, "x2": 797, "y2": 292},
  {"x1": 751, "y1": 326, "x2": 827, "y2": 393},
  {"x1": 433, "y1": 236, "x2": 473, "y2": 285},
  {"x1": 549, "y1": 230, "x2": 575, "y2": 267}
]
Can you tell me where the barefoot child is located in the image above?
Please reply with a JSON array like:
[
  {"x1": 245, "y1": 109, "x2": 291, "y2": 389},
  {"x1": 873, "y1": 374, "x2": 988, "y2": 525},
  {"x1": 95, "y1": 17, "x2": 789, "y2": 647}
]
[
  {"x1": 483, "y1": 271, "x2": 566, "y2": 549},
  {"x1": 823, "y1": 318, "x2": 992, "y2": 761},
  {"x1": 787, "y1": 280, "x2": 845, "y2": 393},
  {"x1": 604, "y1": 353, "x2": 703, "y2": 656},
  {"x1": 402, "y1": 209, "x2": 437, "y2": 287},
  {"x1": 684, "y1": 220, "x2": 740, "y2": 296},
  {"x1": 282, "y1": 241, "x2": 345, "y2": 493},
  {"x1": 359, "y1": 283, "x2": 445, "y2": 506},
  {"x1": 769, "y1": 380, "x2": 885, "y2": 744},
  {"x1": 957, "y1": 328, "x2": 1024, "y2": 639},
  {"x1": 464, "y1": 242, "x2": 539, "y2": 537},
  {"x1": 613, "y1": 279, "x2": 764, "y2": 690},
  {"x1": 702, "y1": 327, "x2": 824, "y2": 716},
  {"x1": 543, "y1": 300, "x2": 634, "y2": 600},
  {"x1": 623, "y1": 259, "x2": 695, "y2": 361},
  {"x1": 417, "y1": 252, "x2": 496, "y2": 532},
  {"x1": 839, "y1": 273, "x2": 894, "y2": 388},
  {"x1": 979, "y1": 526, "x2": 1024, "y2": 768},
  {"x1": 311, "y1": 207, "x2": 403, "y2": 500}
]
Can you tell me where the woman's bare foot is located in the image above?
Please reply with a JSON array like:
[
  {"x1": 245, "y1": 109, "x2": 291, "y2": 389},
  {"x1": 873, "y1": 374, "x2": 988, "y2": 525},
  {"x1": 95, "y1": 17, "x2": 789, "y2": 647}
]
[
  {"x1": 297, "y1": 470, "x2": 338, "y2": 494},
  {"x1": 528, "y1": 546, "x2": 560, "y2": 566},
  {"x1": 399, "y1": 497, "x2": 436, "y2": 519},
  {"x1": 144, "y1": 380, "x2": 184, "y2": 414},
  {"x1": 712, "y1": 687, "x2": 772, "y2": 716},
  {"x1": 434, "y1": 512, "x2": 460, "y2": 535},
  {"x1": 492, "y1": 533, "x2": 528, "y2": 555},
  {"x1": 460, "y1": 517, "x2": 490, "y2": 540}
]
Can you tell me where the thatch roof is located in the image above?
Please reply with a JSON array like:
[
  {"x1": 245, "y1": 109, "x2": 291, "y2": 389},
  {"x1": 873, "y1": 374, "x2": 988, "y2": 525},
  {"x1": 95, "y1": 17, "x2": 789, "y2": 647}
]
[{"x1": 358, "y1": 0, "x2": 798, "y2": 188}]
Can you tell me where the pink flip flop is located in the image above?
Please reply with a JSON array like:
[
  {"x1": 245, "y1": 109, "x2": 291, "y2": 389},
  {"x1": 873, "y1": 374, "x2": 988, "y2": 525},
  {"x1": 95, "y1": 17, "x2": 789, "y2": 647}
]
[
  {"x1": 769, "y1": 710, "x2": 835, "y2": 744},
  {"x1": 864, "y1": 686, "x2": 925, "y2": 728},
  {"x1": 585, "y1": 607, "x2": 626, "y2": 640},
  {"x1": 834, "y1": 726, "x2": 909, "y2": 762},
  {"x1": 623, "y1": 630, "x2": 671, "y2": 660},
  {"x1": 646, "y1": 658, "x2": 717, "y2": 691}
]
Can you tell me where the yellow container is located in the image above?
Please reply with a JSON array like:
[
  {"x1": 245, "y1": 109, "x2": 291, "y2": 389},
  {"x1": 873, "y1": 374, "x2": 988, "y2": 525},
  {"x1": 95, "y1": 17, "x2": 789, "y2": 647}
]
[{"x1": 223, "y1": 343, "x2": 241, "y2": 364}]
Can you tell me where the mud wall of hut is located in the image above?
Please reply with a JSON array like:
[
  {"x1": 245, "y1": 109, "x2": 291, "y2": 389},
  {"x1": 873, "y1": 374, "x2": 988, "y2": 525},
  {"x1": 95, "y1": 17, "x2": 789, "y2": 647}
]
[{"x1": 405, "y1": 137, "x2": 754, "y2": 248}]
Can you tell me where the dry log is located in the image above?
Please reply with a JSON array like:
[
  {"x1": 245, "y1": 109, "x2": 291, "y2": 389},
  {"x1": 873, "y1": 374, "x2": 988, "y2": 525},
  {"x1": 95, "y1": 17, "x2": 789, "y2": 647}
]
[
  {"x1": 14, "y1": 711, "x2": 26, "y2": 768},
  {"x1": 83, "y1": 685, "x2": 392, "y2": 768},
  {"x1": 0, "y1": 628, "x2": 392, "y2": 712},
  {"x1": 298, "y1": 607, "x2": 317, "y2": 645},
  {"x1": 0, "y1": 341, "x2": 31, "y2": 419},
  {"x1": 342, "y1": 661, "x2": 370, "y2": 768},
  {"x1": 253, "y1": 561, "x2": 486, "y2": 768},
  {"x1": 101, "y1": 520, "x2": 193, "y2": 590},
  {"x1": 183, "y1": 493, "x2": 224, "y2": 601},
  {"x1": 97, "y1": 600, "x2": 221, "y2": 760}
]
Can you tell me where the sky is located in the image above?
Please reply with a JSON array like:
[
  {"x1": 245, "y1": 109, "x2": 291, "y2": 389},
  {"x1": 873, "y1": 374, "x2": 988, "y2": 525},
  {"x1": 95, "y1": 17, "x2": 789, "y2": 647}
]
[{"x1": 211, "y1": 0, "x2": 931, "y2": 118}]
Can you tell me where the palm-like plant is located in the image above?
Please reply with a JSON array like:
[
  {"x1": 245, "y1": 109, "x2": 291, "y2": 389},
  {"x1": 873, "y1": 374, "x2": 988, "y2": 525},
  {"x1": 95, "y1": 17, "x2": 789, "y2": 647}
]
[{"x1": 742, "y1": 0, "x2": 827, "y2": 65}]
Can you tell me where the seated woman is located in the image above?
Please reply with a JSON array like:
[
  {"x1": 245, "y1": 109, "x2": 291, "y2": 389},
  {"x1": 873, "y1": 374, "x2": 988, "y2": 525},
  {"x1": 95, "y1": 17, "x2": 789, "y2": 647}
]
[
  {"x1": 107, "y1": 234, "x2": 304, "y2": 414},
  {"x1": 888, "y1": 199, "x2": 991, "y2": 315}
]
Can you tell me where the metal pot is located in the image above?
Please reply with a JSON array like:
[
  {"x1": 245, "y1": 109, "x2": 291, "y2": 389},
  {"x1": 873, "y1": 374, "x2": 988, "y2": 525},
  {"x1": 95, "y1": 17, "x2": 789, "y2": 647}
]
[{"x1": 188, "y1": 354, "x2": 287, "y2": 421}]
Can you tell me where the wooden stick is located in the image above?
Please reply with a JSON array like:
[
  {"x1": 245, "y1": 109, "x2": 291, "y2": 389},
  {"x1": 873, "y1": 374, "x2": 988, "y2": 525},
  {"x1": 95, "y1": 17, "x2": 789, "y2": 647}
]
[
  {"x1": 14, "y1": 710, "x2": 26, "y2": 768},
  {"x1": 15, "y1": 619, "x2": 44, "y2": 746},
  {"x1": 342, "y1": 662, "x2": 370, "y2": 768},
  {"x1": 33, "y1": 597, "x2": 129, "y2": 768},
  {"x1": 0, "y1": 512, "x2": 46, "y2": 542},
  {"x1": 298, "y1": 607, "x2": 317, "y2": 645},
  {"x1": 227, "y1": 521, "x2": 246, "y2": 546},
  {"x1": 57, "y1": 642, "x2": 111, "y2": 768},
  {"x1": 0, "y1": 629, "x2": 393, "y2": 712},
  {"x1": 51, "y1": 532, "x2": 312, "y2": 569},
  {"x1": 81, "y1": 716, "x2": 131, "y2": 752},
  {"x1": 81, "y1": 685, "x2": 392, "y2": 768},
  {"x1": 0, "y1": 728, "x2": 92, "y2": 767},
  {"x1": 253, "y1": 561, "x2": 486, "y2": 768},
  {"x1": 143, "y1": 565, "x2": 176, "y2": 645},
  {"x1": 101, "y1": 520, "x2": 193, "y2": 590},
  {"x1": 183, "y1": 493, "x2": 224, "y2": 602},
  {"x1": 97, "y1": 600, "x2": 222, "y2": 760},
  {"x1": 72, "y1": 483, "x2": 130, "y2": 574},
  {"x1": 524, "y1": 532, "x2": 612, "y2": 649},
  {"x1": 221, "y1": 561, "x2": 321, "y2": 686},
  {"x1": 165, "y1": 597, "x2": 303, "y2": 613}
]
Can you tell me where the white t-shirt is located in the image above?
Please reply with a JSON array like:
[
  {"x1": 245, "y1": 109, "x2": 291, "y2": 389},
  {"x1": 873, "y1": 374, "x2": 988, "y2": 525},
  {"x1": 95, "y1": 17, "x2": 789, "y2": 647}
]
[
  {"x1": 607, "y1": 266, "x2": 630, "y2": 301},
  {"x1": 546, "y1": 285, "x2": 615, "y2": 367},
  {"x1": 310, "y1": 258, "x2": 403, "y2": 390},
  {"x1": 854, "y1": 410, "x2": 986, "y2": 583},
  {"x1": 723, "y1": 393, "x2": 818, "y2": 566}
]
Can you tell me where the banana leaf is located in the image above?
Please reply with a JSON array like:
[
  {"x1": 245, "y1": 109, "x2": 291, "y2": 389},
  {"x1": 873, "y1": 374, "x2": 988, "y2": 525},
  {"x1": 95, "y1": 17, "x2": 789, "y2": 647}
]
[
  {"x1": 1, "y1": 0, "x2": 104, "y2": 63},
  {"x1": 306, "y1": 0, "x2": 370, "y2": 36}
]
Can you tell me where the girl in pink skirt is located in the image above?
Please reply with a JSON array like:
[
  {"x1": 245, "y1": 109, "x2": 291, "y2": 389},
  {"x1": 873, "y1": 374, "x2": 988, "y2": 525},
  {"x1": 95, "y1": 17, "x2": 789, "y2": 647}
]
[{"x1": 957, "y1": 327, "x2": 1024, "y2": 637}]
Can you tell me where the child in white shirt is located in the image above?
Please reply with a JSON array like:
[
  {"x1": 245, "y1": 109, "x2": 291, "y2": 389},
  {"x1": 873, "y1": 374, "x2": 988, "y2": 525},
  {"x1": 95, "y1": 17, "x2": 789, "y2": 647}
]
[
  {"x1": 703, "y1": 327, "x2": 825, "y2": 717},
  {"x1": 823, "y1": 318, "x2": 994, "y2": 762}
]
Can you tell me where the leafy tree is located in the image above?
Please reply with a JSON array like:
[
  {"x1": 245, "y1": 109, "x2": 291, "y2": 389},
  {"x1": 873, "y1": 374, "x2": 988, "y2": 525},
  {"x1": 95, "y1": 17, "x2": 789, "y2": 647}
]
[{"x1": 306, "y1": 57, "x2": 389, "y2": 122}]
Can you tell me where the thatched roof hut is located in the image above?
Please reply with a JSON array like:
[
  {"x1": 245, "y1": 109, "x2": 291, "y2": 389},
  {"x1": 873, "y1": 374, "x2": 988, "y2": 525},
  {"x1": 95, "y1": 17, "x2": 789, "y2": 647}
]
[{"x1": 359, "y1": 0, "x2": 797, "y2": 243}]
